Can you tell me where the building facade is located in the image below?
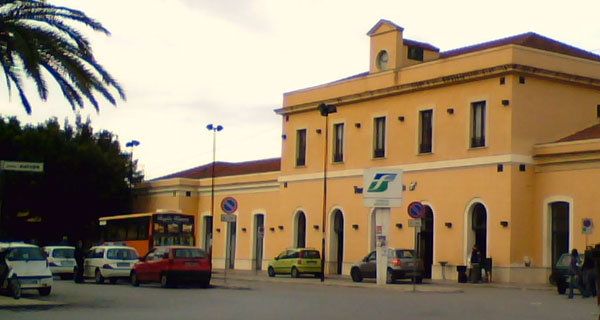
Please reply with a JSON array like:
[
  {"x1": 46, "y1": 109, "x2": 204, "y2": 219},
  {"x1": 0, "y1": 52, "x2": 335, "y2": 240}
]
[{"x1": 134, "y1": 20, "x2": 600, "y2": 284}]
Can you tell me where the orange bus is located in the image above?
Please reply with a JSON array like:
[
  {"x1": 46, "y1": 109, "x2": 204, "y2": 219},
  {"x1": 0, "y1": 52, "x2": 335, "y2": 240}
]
[{"x1": 98, "y1": 210, "x2": 195, "y2": 256}]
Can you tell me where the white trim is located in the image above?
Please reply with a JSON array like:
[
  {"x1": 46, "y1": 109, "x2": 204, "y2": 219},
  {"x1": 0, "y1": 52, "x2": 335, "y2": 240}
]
[{"x1": 279, "y1": 154, "x2": 534, "y2": 182}]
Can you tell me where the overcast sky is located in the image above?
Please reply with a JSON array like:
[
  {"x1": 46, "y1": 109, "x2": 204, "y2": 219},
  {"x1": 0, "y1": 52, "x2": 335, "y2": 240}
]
[{"x1": 2, "y1": 0, "x2": 600, "y2": 179}]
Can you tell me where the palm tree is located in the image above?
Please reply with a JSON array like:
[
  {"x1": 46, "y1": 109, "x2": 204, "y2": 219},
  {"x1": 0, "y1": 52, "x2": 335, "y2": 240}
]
[{"x1": 0, "y1": 0, "x2": 125, "y2": 114}]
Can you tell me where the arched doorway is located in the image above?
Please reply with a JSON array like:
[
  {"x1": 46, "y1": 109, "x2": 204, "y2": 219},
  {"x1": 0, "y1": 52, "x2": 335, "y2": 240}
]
[
  {"x1": 295, "y1": 211, "x2": 307, "y2": 248},
  {"x1": 330, "y1": 209, "x2": 344, "y2": 275},
  {"x1": 419, "y1": 206, "x2": 434, "y2": 278},
  {"x1": 550, "y1": 202, "x2": 569, "y2": 266},
  {"x1": 471, "y1": 203, "x2": 488, "y2": 258}
]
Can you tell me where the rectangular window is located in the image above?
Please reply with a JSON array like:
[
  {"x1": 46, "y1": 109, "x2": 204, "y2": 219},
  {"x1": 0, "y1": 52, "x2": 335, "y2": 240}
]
[
  {"x1": 373, "y1": 116, "x2": 386, "y2": 158},
  {"x1": 419, "y1": 109, "x2": 433, "y2": 153},
  {"x1": 296, "y1": 129, "x2": 307, "y2": 166},
  {"x1": 407, "y1": 46, "x2": 424, "y2": 61},
  {"x1": 333, "y1": 123, "x2": 344, "y2": 163},
  {"x1": 471, "y1": 101, "x2": 486, "y2": 148}
]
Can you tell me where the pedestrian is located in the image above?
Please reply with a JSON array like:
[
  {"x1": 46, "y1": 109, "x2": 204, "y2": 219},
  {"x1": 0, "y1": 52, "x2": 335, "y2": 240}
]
[
  {"x1": 74, "y1": 240, "x2": 85, "y2": 283},
  {"x1": 470, "y1": 245, "x2": 482, "y2": 283},
  {"x1": 567, "y1": 248, "x2": 589, "y2": 299},
  {"x1": 581, "y1": 250, "x2": 597, "y2": 297}
]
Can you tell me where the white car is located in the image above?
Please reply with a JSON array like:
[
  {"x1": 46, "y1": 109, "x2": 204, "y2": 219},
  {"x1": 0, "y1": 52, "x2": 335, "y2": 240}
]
[
  {"x1": 80, "y1": 244, "x2": 139, "y2": 284},
  {"x1": 0, "y1": 242, "x2": 53, "y2": 296},
  {"x1": 43, "y1": 246, "x2": 76, "y2": 279}
]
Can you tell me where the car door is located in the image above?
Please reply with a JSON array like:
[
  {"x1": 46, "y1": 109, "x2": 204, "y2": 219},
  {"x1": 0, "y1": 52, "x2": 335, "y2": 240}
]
[
  {"x1": 360, "y1": 251, "x2": 377, "y2": 278},
  {"x1": 149, "y1": 247, "x2": 168, "y2": 282},
  {"x1": 135, "y1": 249, "x2": 157, "y2": 282},
  {"x1": 273, "y1": 250, "x2": 288, "y2": 274},
  {"x1": 84, "y1": 248, "x2": 102, "y2": 278}
]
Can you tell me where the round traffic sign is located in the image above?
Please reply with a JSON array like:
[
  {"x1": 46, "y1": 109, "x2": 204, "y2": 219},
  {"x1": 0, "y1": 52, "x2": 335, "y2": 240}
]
[
  {"x1": 221, "y1": 197, "x2": 238, "y2": 214},
  {"x1": 407, "y1": 201, "x2": 425, "y2": 219}
]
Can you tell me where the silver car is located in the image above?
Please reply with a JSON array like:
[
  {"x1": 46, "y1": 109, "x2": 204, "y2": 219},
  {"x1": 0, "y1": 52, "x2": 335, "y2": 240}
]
[{"x1": 350, "y1": 248, "x2": 424, "y2": 283}]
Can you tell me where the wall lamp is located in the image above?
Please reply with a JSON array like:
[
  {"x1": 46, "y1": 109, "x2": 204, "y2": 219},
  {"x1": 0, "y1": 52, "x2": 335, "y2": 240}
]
[
  {"x1": 278, "y1": 225, "x2": 284, "y2": 230},
  {"x1": 281, "y1": 134, "x2": 287, "y2": 140},
  {"x1": 353, "y1": 186, "x2": 363, "y2": 194},
  {"x1": 502, "y1": 99, "x2": 510, "y2": 106},
  {"x1": 500, "y1": 221, "x2": 509, "y2": 227},
  {"x1": 395, "y1": 223, "x2": 403, "y2": 229},
  {"x1": 352, "y1": 224, "x2": 359, "y2": 230},
  {"x1": 313, "y1": 225, "x2": 320, "y2": 230},
  {"x1": 316, "y1": 129, "x2": 322, "y2": 134},
  {"x1": 398, "y1": 116, "x2": 405, "y2": 122},
  {"x1": 354, "y1": 123, "x2": 361, "y2": 128},
  {"x1": 216, "y1": 228, "x2": 221, "y2": 233},
  {"x1": 446, "y1": 108, "x2": 454, "y2": 114},
  {"x1": 269, "y1": 227, "x2": 275, "y2": 232},
  {"x1": 444, "y1": 222, "x2": 453, "y2": 228},
  {"x1": 241, "y1": 228, "x2": 247, "y2": 232}
]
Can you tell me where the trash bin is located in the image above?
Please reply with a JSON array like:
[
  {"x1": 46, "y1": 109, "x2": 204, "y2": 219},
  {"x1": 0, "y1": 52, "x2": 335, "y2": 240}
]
[
  {"x1": 470, "y1": 263, "x2": 481, "y2": 283},
  {"x1": 456, "y1": 265, "x2": 468, "y2": 283}
]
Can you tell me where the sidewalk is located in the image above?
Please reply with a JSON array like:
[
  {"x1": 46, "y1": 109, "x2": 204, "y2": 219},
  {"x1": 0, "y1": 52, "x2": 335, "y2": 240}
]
[{"x1": 0, "y1": 270, "x2": 555, "y2": 308}]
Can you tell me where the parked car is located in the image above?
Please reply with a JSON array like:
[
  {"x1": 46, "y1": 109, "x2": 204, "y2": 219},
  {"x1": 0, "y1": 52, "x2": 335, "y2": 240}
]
[
  {"x1": 350, "y1": 248, "x2": 424, "y2": 283},
  {"x1": 0, "y1": 242, "x2": 53, "y2": 296},
  {"x1": 267, "y1": 248, "x2": 321, "y2": 278},
  {"x1": 549, "y1": 252, "x2": 584, "y2": 294},
  {"x1": 130, "y1": 246, "x2": 211, "y2": 288},
  {"x1": 43, "y1": 245, "x2": 76, "y2": 279},
  {"x1": 77, "y1": 244, "x2": 138, "y2": 284}
]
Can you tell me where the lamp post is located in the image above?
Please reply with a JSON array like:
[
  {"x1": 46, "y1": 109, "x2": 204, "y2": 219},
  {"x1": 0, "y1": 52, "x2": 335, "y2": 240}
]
[
  {"x1": 318, "y1": 103, "x2": 337, "y2": 282},
  {"x1": 125, "y1": 140, "x2": 140, "y2": 186},
  {"x1": 206, "y1": 124, "x2": 223, "y2": 261}
]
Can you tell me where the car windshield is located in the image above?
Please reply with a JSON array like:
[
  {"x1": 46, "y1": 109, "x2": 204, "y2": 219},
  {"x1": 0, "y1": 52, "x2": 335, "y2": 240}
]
[
  {"x1": 174, "y1": 248, "x2": 206, "y2": 259},
  {"x1": 6, "y1": 247, "x2": 46, "y2": 261},
  {"x1": 107, "y1": 248, "x2": 138, "y2": 260},
  {"x1": 393, "y1": 250, "x2": 415, "y2": 258},
  {"x1": 300, "y1": 250, "x2": 320, "y2": 259},
  {"x1": 52, "y1": 248, "x2": 75, "y2": 258}
]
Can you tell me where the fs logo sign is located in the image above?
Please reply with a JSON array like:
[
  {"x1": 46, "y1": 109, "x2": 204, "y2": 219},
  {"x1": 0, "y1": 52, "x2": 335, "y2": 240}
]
[
  {"x1": 367, "y1": 173, "x2": 398, "y2": 193},
  {"x1": 363, "y1": 168, "x2": 403, "y2": 208}
]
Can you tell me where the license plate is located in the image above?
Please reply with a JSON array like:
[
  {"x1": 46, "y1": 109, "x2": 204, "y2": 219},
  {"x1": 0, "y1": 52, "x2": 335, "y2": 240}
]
[
  {"x1": 185, "y1": 262, "x2": 198, "y2": 266},
  {"x1": 20, "y1": 279, "x2": 39, "y2": 285},
  {"x1": 117, "y1": 262, "x2": 129, "y2": 267}
]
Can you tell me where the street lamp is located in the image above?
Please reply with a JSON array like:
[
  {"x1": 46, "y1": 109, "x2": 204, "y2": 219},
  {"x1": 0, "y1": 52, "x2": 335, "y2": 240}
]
[
  {"x1": 125, "y1": 140, "x2": 140, "y2": 182},
  {"x1": 206, "y1": 124, "x2": 223, "y2": 260},
  {"x1": 318, "y1": 103, "x2": 337, "y2": 282}
]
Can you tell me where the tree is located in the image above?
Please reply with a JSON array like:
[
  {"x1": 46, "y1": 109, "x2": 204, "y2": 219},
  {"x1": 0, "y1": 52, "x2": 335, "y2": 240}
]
[
  {"x1": 0, "y1": 116, "x2": 139, "y2": 244},
  {"x1": 0, "y1": 0, "x2": 125, "y2": 114}
]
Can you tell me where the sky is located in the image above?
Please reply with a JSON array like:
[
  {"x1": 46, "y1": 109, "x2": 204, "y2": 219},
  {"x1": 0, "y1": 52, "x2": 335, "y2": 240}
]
[{"x1": 2, "y1": 0, "x2": 600, "y2": 180}]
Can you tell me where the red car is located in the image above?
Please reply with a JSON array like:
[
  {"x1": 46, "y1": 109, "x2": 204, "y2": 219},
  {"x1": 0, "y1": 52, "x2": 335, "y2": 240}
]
[{"x1": 130, "y1": 246, "x2": 211, "y2": 288}]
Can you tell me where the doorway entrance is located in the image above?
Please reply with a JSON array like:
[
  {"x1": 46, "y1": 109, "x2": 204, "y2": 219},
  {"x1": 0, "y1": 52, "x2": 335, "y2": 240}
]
[{"x1": 253, "y1": 214, "x2": 264, "y2": 271}]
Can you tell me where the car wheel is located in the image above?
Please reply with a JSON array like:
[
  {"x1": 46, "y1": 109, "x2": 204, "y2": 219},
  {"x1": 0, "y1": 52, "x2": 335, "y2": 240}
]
[
  {"x1": 131, "y1": 271, "x2": 140, "y2": 287},
  {"x1": 267, "y1": 267, "x2": 276, "y2": 277},
  {"x1": 291, "y1": 267, "x2": 300, "y2": 278},
  {"x1": 350, "y1": 268, "x2": 363, "y2": 282},
  {"x1": 160, "y1": 274, "x2": 170, "y2": 288},
  {"x1": 95, "y1": 270, "x2": 105, "y2": 284},
  {"x1": 38, "y1": 287, "x2": 51, "y2": 296},
  {"x1": 8, "y1": 277, "x2": 20, "y2": 299}
]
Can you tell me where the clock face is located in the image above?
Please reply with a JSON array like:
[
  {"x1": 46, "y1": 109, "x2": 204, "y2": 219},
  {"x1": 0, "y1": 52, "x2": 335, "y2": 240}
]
[{"x1": 377, "y1": 50, "x2": 389, "y2": 70}]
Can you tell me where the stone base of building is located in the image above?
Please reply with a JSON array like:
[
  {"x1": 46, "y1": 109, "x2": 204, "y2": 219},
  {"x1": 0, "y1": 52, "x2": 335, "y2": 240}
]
[{"x1": 432, "y1": 264, "x2": 552, "y2": 285}]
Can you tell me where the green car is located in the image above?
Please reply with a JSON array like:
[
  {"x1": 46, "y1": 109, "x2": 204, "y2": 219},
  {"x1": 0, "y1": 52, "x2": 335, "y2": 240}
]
[
  {"x1": 267, "y1": 248, "x2": 322, "y2": 278},
  {"x1": 549, "y1": 252, "x2": 583, "y2": 294}
]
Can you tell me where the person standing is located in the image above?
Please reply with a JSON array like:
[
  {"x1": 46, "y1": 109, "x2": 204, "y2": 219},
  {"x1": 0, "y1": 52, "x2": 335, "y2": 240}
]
[
  {"x1": 74, "y1": 240, "x2": 85, "y2": 283},
  {"x1": 568, "y1": 248, "x2": 589, "y2": 299},
  {"x1": 470, "y1": 245, "x2": 482, "y2": 283},
  {"x1": 581, "y1": 250, "x2": 597, "y2": 297}
]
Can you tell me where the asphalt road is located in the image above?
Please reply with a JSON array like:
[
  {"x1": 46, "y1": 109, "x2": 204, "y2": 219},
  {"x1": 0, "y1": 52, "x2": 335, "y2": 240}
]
[{"x1": 0, "y1": 274, "x2": 598, "y2": 320}]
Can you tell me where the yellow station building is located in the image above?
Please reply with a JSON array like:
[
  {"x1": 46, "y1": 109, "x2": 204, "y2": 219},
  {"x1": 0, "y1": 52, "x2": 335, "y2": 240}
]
[{"x1": 133, "y1": 20, "x2": 600, "y2": 284}]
